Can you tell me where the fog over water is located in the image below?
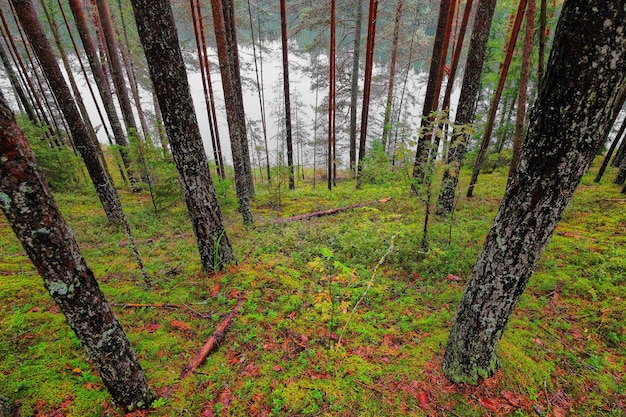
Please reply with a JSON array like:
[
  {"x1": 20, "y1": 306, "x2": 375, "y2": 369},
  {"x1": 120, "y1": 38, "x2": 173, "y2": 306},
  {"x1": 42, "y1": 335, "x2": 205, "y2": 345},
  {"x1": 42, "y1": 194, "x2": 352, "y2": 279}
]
[{"x1": 1, "y1": 41, "x2": 461, "y2": 168}]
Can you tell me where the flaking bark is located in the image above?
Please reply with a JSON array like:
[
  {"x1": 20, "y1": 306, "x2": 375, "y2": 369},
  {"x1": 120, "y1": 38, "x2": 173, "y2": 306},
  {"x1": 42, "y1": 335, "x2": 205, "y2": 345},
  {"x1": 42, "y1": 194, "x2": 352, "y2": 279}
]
[
  {"x1": 443, "y1": 0, "x2": 626, "y2": 384},
  {"x1": 130, "y1": 0, "x2": 236, "y2": 271},
  {"x1": 0, "y1": 93, "x2": 155, "y2": 411}
]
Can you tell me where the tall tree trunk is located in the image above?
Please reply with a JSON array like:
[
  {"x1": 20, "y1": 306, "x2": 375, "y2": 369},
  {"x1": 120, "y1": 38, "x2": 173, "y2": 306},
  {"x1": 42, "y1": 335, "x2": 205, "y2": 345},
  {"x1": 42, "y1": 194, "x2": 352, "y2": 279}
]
[
  {"x1": 435, "y1": 0, "x2": 497, "y2": 215},
  {"x1": 595, "y1": 115, "x2": 626, "y2": 182},
  {"x1": 537, "y1": 0, "x2": 547, "y2": 88},
  {"x1": 11, "y1": 0, "x2": 123, "y2": 223},
  {"x1": 116, "y1": 0, "x2": 153, "y2": 148},
  {"x1": 611, "y1": 130, "x2": 626, "y2": 167},
  {"x1": 246, "y1": 0, "x2": 270, "y2": 182},
  {"x1": 223, "y1": 0, "x2": 254, "y2": 197},
  {"x1": 412, "y1": 0, "x2": 452, "y2": 186},
  {"x1": 349, "y1": 0, "x2": 363, "y2": 172},
  {"x1": 440, "y1": 0, "x2": 474, "y2": 138},
  {"x1": 426, "y1": 0, "x2": 457, "y2": 167},
  {"x1": 0, "y1": 93, "x2": 155, "y2": 411},
  {"x1": 210, "y1": 0, "x2": 254, "y2": 224},
  {"x1": 7, "y1": 2, "x2": 66, "y2": 147},
  {"x1": 467, "y1": 0, "x2": 527, "y2": 197},
  {"x1": 130, "y1": 0, "x2": 236, "y2": 271},
  {"x1": 68, "y1": 0, "x2": 129, "y2": 154},
  {"x1": 443, "y1": 0, "x2": 626, "y2": 385},
  {"x1": 280, "y1": 0, "x2": 295, "y2": 190},
  {"x1": 94, "y1": 0, "x2": 139, "y2": 142},
  {"x1": 328, "y1": 0, "x2": 336, "y2": 190},
  {"x1": 194, "y1": 0, "x2": 225, "y2": 178},
  {"x1": 0, "y1": 39, "x2": 38, "y2": 123},
  {"x1": 190, "y1": 0, "x2": 222, "y2": 178},
  {"x1": 508, "y1": 0, "x2": 536, "y2": 177},
  {"x1": 381, "y1": 0, "x2": 403, "y2": 153},
  {"x1": 40, "y1": 0, "x2": 112, "y2": 184},
  {"x1": 355, "y1": 0, "x2": 378, "y2": 189}
]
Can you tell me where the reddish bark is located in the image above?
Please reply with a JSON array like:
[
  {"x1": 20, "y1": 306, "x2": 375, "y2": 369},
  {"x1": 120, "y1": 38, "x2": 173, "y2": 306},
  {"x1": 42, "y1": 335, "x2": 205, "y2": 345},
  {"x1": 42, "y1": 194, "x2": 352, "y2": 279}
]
[
  {"x1": 467, "y1": 0, "x2": 528, "y2": 197},
  {"x1": 356, "y1": 0, "x2": 379, "y2": 189}
]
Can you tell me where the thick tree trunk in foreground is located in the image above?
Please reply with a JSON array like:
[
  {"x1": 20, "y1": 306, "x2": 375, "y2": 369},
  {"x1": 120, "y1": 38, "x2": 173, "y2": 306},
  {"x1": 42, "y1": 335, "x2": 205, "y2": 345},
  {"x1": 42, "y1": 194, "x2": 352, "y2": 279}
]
[
  {"x1": 443, "y1": 0, "x2": 626, "y2": 384},
  {"x1": 436, "y1": 0, "x2": 497, "y2": 215},
  {"x1": 11, "y1": 0, "x2": 123, "y2": 223},
  {"x1": 130, "y1": 0, "x2": 236, "y2": 271},
  {"x1": 0, "y1": 93, "x2": 155, "y2": 411}
]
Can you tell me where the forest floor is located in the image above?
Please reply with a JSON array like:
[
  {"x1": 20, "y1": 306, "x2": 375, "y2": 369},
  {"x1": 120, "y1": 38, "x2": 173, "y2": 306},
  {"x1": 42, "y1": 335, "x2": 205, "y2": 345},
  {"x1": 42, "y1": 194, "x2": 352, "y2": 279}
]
[{"x1": 0, "y1": 158, "x2": 625, "y2": 416}]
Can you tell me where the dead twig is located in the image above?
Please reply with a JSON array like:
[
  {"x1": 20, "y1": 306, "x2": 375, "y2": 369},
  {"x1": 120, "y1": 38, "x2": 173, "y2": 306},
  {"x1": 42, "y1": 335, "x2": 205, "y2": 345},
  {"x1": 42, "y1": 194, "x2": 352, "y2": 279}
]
[
  {"x1": 276, "y1": 198, "x2": 392, "y2": 223},
  {"x1": 179, "y1": 298, "x2": 246, "y2": 379}
]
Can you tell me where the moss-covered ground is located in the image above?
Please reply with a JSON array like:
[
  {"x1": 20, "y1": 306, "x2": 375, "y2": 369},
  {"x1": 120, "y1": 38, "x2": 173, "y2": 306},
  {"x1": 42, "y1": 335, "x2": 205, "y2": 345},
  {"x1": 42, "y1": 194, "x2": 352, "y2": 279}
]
[{"x1": 0, "y1": 158, "x2": 624, "y2": 416}]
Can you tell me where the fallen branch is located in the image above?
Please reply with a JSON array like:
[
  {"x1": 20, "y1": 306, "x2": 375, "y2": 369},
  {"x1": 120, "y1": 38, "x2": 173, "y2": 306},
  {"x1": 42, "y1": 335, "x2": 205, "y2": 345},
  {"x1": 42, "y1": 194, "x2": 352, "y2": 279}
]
[
  {"x1": 115, "y1": 303, "x2": 181, "y2": 309},
  {"x1": 276, "y1": 197, "x2": 392, "y2": 223},
  {"x1": 179, "y1": 298, "x2": 245, "y2": 379}
]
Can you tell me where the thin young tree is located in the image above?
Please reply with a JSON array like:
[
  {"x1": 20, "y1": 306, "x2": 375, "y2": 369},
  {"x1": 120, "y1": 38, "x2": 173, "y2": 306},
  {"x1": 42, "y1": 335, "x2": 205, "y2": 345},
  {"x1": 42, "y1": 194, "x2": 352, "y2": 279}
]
[
  {"x1": 467, "y1": 0, "x2": 528, "y2": 197},
  {"x1": 0, "y1": 92, "x2": 155, "y2": 411},
  {"x1": 0, "y1": 39, "x2": 37, "y2": 123},
  {"x1": 443, "y1": 0, "x2": 626, "y2": 384},
  {"x1": 130, "y1": 0, "x2": 236, "y2": 271},
  {"x1": 355, "y1": 0, "x2": 378, "y2": 190},
  {"x1": 436, "y1": 0, "x2": 498, "y2": 215},
  {"x1": 508, "y1": 0, "x2": 536, "y2": 176},
  {"x1": 280, "y1": 0, "x2": 295, "y2": 190},
  {"x1": 210, "y1": 0, "x2": 254, "y2": 224}
]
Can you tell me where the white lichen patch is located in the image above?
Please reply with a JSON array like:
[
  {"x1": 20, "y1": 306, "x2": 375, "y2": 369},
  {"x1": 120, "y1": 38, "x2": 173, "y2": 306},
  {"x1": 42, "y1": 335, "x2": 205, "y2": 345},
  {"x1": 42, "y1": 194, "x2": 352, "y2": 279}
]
[{"x1": 0, "y1": 192, "x2": 11, "y2": 210}]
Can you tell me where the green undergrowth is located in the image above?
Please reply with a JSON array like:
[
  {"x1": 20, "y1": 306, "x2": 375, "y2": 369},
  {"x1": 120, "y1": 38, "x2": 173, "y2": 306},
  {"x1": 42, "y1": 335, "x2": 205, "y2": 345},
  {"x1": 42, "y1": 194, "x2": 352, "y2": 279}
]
[{"x1": 0, "y1": 157, "x2": 624, "y2": 416}]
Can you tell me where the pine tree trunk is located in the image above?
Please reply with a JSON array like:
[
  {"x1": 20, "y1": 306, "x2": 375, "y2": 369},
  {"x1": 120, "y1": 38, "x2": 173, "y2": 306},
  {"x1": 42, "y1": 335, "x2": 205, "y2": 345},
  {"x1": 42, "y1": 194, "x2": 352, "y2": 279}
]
[
  {"x1": 280, "y1": 0, "x2": 295, "y2": 190},
  {"x1": 210, "y1": 0, "x2": 254, "y2": 224},
  {"x1": 94, "y1": 0, "x2": 139, "y2": 141},
  {"x1": 223, "y1": 0, "x2": 254, "y2": 197},
  {"x1": 537, "y1": 0, "x2": 547, "y2": 88},
  {"x1": 11, "y1": 0, "x2": 123, "y2": 223},
  {"x1": 595, "y1": 115, "x2": 626, "y2": 182},
  {"x1": 435, "y1": 0, "x2": 497, "y2": 215},
  {"x1": 508, "y1": 0, "x2": 536, "y2": 176},
  {"x1": 349, "y1": 0, "x2": 363, "y2": 172},
  {"x1": 246, "y1": 0, "x2": 270, "y2": 182},
  {"x1": 467, "y1": 0, "x2": 527, "y2": 197},
  {"x1": 381, "y1": 0, "x2": 403, "y2": 153},
  {"x1": 130, "y1": 0, "x2": 236, "y2": 271},
  {"x1": 443, "y1": 1, "x2": 626, "y2": 384},
  {"x1": 328, "y1": 0, "x2": 336, "y2": 190},
  {"x1": 412, "y1": 0, "x2": 451, "y2": 186},
  {"x1": 0, "y1": 93, "x2": 155, "y2": 411},
  {"x1": 0, "y1": 39, "x2": 37, "y2": 123},
  {"x1": 355, "y1": 0, "x2": 378, "y2": 189},
  {"x1": 190, "y1": 0, "x2": 223, "y2": 179}
]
